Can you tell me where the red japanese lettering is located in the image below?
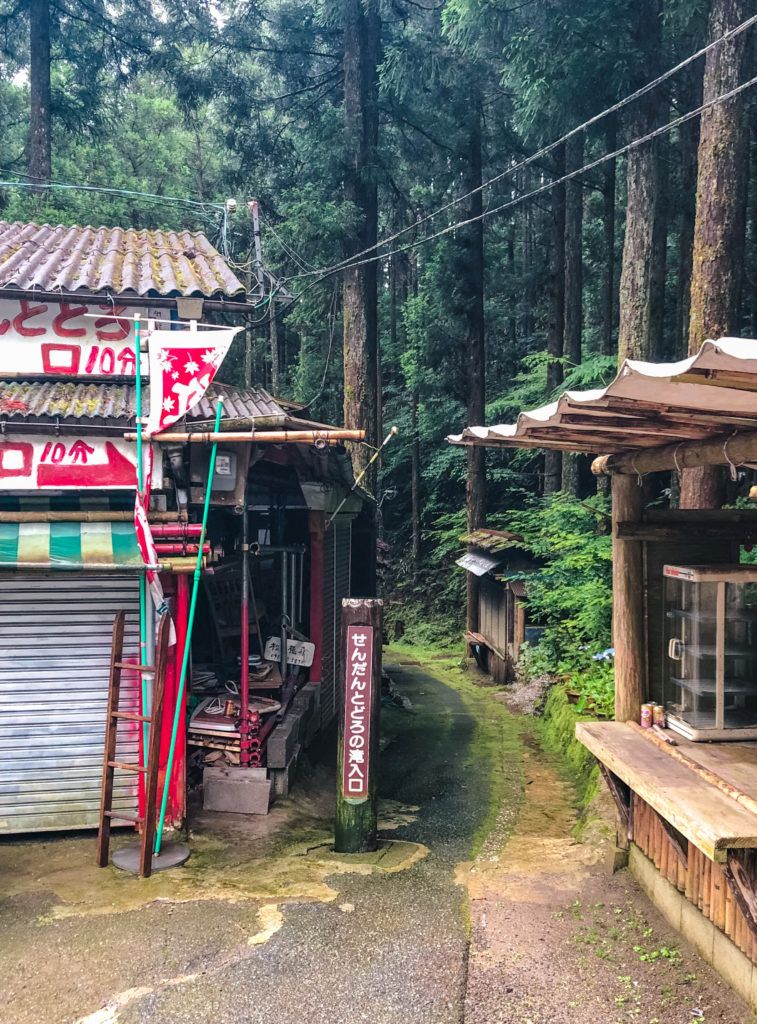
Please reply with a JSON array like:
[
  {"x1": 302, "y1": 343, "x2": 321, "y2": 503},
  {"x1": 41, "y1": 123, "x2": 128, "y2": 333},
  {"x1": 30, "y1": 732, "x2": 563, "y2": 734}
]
[
  {"x1": 99, "y1": 347, "x2": 115, "y2": 374},
  {"x1": 84, "y1": 346, "x2": 99, "y2": 374},
  {"x1": 69, "y1": 440, "x2": 94, "y2": 463},
  {"x1": 13, "y1": 299, "x2": 48, "y2": 337},
  {"x1": 52, "y1": 302, "x2": 87, "y2": 338},
  {"x1": 94, "y1": 305, "x2": 130, "y2": 342},
  {"x1": 116, "y1": 348, "x2": 136, "y2": 374}
]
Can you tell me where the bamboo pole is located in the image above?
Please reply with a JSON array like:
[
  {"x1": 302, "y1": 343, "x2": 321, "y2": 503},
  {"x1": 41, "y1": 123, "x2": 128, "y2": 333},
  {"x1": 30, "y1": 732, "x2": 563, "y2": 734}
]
[
  {"x1": 0, "y1": 511, "x2": 181, "y2": 523},
  {"x1": 593, "y1": 428, "x2": 757, "y2": 477},
  {"x1": 124, "y1": 429, "x2": 365, "y2": 444},
  {"x1": 154, "y1": 399, "x2": 224, "y2": 856}
]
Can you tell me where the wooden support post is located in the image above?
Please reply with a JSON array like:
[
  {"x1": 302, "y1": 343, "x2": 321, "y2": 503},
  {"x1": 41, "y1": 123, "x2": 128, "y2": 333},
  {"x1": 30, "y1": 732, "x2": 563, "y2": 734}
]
[
  {"x1": 612, "y1": 475, "x2": 645, "y2": 722},
  {"x1": 335, "y1": 598, "x2": 383, "y2": 854}
]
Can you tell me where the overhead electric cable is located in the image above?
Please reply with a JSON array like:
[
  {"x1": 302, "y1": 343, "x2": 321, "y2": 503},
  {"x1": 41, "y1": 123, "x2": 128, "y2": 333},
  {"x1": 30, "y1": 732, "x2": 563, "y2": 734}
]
[
  {"x1": 284, "y1": 12, "x2": 757, "y2": 284},
  {"x1": 257, "y1": 71, "x2": 757, "y2": 332},
  {"x1": 0, "y1": 177, "x2": 224, "y2": 212}
]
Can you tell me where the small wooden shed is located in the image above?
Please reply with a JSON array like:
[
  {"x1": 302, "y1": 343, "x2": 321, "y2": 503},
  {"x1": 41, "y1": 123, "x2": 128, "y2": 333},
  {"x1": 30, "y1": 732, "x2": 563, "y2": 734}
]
[
  {"x1": 458, "y1": 528, "x2": 535, "y2": 683},
  {"x1": 448, "y1": 338, "x2": 757, "y2": 1007}
]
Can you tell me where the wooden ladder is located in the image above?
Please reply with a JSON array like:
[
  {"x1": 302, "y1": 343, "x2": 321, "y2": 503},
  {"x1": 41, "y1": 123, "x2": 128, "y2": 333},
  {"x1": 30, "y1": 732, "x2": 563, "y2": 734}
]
[{"x1": 96, "y1": 610, "x2": 171, "y2": 878}]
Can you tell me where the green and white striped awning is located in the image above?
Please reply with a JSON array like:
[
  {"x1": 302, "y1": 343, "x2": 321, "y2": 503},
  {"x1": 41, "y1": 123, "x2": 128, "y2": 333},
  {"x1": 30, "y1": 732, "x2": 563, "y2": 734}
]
[{"x1": 0, "y1": 522, "x2": 152, "y2": 570}]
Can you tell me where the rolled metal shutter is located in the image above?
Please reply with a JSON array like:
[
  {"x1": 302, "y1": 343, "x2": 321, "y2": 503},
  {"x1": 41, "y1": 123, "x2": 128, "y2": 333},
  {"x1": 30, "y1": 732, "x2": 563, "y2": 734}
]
[{"x1": 0, "y1": 573, "x2": 141, "y2": 834}]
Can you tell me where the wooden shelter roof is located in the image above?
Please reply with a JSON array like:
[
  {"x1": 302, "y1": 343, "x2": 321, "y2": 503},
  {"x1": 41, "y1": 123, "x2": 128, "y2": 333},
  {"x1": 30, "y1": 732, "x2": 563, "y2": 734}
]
[{"x1": 448, "y1": 338, "x2": 757, "y2": 459}]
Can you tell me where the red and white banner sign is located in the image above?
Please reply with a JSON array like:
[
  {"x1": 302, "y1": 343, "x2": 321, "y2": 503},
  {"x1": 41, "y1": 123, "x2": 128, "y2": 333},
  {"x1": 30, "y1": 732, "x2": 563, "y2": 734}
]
[
  {"x1": 0, "y1": 435, "x2": 161, "y2": 490},
  {"x1": 341, "y1": 624, "x2": 374, "y2": 802},
  {"x1": 134, "y1": 488, "x2": 176, "y2": 644},
  {"x1": 0, "y1": 298, "x2": 162, "y2": 378},
  {"x1": 144, "y1": 327, "x2": 240, "y2": 435}
]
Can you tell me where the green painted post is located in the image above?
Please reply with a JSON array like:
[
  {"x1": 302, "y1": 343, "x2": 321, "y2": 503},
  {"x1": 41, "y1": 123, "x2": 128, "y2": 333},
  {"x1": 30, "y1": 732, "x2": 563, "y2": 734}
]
[
  {"x1": 134, "y1": 318, "x2": 149, "y2": 766},
  {"x1": 334, "y1": 598, "x2": 383, "y2": 854},
  {"x1": 154, "y1": 398, "x2": 224, "y2": 855}
]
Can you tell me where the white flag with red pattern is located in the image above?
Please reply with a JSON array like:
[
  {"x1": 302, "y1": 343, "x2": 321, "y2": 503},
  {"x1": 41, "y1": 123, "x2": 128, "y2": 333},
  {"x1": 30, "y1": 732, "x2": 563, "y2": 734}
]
[{"x1": 144, "y1": 326, "x2": 240, "y2": 436}]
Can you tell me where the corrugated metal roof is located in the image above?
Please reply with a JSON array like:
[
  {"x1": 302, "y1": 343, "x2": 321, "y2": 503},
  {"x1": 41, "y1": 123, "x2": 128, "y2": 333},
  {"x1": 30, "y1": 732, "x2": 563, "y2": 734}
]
[
  {"x1": 0, "y1": 380, "x2": 289, "y2": 426},
  {"x1": 459, "y1": 528, "x2": 523, "y2": 552},
  {"x1": 448, "y1": 338, "x2": 757, "y2": 455},
  {"x1": 0, "y1": 221, "x2": 246, "y2": 299}
]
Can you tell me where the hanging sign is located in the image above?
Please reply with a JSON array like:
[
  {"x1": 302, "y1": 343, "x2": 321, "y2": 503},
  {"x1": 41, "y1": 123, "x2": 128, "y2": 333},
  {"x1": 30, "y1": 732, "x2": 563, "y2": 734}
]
[
  {"x1": 341, "y1": 624, "x2": 374, "y2": 802},
  {"x1": 264, "y1": 636, "x2": 316, "y2": 667},
  {"x1": 0, "y1": 298, "x2": 161, "y2": 378},
  {"x1": 0, "y1": 434, "x2": 161, "y2": 490},
  {"x1": 144, "y1": 327, "x2": 241, "y2": 435}
]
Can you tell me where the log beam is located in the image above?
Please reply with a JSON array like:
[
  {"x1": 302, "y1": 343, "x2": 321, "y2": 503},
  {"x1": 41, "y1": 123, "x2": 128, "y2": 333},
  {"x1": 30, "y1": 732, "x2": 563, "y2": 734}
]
[
  {"x1": 612, "y1": 475, "x2": 645, "y2": 723},
  {"x1": 593, "y1": 429, "x2": 757, "y2": 476}
]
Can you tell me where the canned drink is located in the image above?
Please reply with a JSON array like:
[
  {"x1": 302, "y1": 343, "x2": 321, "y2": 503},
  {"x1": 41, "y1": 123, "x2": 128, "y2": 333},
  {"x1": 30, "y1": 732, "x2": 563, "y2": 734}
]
[
  {"x1": 640, "y1": 703, "x2": 654, "y2": 729},
  {"x1": 224, "y1": 699, "x2": 238, "y2": 718},
  {"x1": 653, "y1": 704, "x2": 666, "y2": 727}
]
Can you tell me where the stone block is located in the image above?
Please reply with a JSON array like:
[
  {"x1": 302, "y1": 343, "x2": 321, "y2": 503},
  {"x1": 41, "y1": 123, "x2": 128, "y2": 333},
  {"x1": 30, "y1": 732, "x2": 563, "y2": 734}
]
[
  {"x1": 266, "y1": 711, "x2": 303, "y2": 768},
  {"x1": 680, "y1": 895, "x2": 715, "y2": 964},
  {"x1": 271, "y1": 744, "x2": 302, "y2": 799},
  {"x1": 712, "y1": 926, "x2": 754, "y2": 1005},
  {"x1": 203, "y1": 765, "x2": 272, "y2": 815}
]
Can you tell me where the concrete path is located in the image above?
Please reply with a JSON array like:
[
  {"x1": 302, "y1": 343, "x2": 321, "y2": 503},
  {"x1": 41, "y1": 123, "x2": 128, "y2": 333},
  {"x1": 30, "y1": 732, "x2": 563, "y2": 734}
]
[{"x1": 0, "y1": 650, "x2": 754, "y2": 1024}]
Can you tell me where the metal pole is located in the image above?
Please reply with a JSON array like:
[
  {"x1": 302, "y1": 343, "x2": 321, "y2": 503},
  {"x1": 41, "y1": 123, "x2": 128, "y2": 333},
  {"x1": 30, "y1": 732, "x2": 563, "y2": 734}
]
[
  {"x1": 154, "y1": 398, "x2": 224, "y2": 855},
  {"x1": 250, "y1": 200, "x2": 265, "y2": 292},
  {"x1": 134, "y1": 318, "x2": 149, "y2": 769}
]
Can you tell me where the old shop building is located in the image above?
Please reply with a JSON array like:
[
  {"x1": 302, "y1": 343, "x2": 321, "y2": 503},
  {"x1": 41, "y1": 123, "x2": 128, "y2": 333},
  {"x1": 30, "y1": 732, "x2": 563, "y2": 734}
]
[{"x1": 0, "y1": 221, "x2": 367, "y2": 834}]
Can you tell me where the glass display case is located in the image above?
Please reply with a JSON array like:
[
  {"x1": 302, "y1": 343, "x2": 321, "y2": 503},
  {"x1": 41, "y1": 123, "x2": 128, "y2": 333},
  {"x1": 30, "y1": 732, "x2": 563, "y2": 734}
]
[{"x1": 663, "y1": 565, "x2": 757, "y2": 740}]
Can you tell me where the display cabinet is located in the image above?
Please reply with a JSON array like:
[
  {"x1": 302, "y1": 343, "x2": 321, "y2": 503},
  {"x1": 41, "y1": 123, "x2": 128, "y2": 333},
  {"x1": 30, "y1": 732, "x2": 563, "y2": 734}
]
[{"x1": 663, "y1": 565, "x2": 757, "y2": 740}]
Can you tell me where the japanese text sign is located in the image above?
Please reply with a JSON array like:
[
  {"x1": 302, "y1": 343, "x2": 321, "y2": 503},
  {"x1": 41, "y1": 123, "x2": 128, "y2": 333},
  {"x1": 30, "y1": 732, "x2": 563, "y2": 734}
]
[
  {"x1": 0, "y1": 434, "x2": 160, "y2": 490},
  {"x1": 341, "y1": 624, "x2": 374, "y2": 803},
  {"x1": 0, "y1": 298, "x2": 158, "y2": 378}
]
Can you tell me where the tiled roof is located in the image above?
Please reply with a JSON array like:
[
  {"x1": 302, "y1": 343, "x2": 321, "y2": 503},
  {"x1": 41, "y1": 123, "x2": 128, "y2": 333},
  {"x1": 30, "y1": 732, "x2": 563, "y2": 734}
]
[
  {"x1": 0, "y1": 221, "x2": 246, "y2": 299},
  {"x1": 0, "y1": 380, "x2": 289, "y2": 427}
]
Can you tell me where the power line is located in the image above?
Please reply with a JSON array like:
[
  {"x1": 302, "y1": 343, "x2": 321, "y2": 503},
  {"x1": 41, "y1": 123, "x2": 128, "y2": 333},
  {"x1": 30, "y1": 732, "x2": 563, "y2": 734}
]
[
  {"x1": 0, "y1": 176, "x2": 224, "y2": 213},
  {"x1": 284, "y1": 12, "x2": 757, "y2": 284},
  {"x1": 260, "y1": 71, "x2": 757, "y2": 331}
]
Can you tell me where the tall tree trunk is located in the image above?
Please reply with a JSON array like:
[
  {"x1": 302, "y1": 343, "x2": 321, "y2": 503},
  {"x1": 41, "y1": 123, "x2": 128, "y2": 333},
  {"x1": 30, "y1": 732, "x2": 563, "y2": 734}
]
[
  {"x1": 463, "y1": 102, "x2": 487, "y2": 634},
  {"x1": 269, "y1": 310, "x2": 280, "y2": 393},
  {"x1": 28, "y1": 0, "x2": 52, "y2": 187},
  {"x1": 408, "y1": 252, "x2": 421, "y2": 569},
  {"x1": 749, "y1": 117, "x2": 757, "y2": 338},
  {"x1": 562, "y1": 133, "x2": 584, "y2": 495},
  {"x1": 601, "y1": 117, "x2": 617, "y2": 357},
  {"x1": 675, "y1": 66, "x2": 702, "y2": 359},
  {"x1": 680, "y1": 0, "x2": 748, "y2": 510},
  {"x1": 544, "y1": 143, "x2": 566, "y2": 494},
  {"x1": 342, "y1": 0, "x2": 380, "y2": 487},
  {"x1": 649, "y1": 132, "x2": 669, "y2": 360},
  {"x1": 617, "y1": 0, "x2": 662, "y2": 364}
]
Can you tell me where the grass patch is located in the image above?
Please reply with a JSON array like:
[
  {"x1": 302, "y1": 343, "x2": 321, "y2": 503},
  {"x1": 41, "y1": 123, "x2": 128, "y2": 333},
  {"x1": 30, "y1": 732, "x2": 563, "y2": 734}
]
[{"x1": 536, "y1": 683, "x2": 600, "y2": 809}]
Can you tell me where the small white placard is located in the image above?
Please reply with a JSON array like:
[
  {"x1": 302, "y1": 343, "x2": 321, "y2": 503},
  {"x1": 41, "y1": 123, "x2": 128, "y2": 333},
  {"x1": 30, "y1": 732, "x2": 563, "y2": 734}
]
[{"x1": 264, "y1": 636, "x2": 315, "y2": 668}]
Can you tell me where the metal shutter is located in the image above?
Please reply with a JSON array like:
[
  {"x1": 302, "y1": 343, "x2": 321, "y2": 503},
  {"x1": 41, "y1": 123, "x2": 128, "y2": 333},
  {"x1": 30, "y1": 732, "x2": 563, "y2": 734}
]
[
  {"x1": 320, "y1": 520, "x2": 352, "y2": 729},
  {"x1": 0, "y1": 573, "x2": 141, "y2": 834}
]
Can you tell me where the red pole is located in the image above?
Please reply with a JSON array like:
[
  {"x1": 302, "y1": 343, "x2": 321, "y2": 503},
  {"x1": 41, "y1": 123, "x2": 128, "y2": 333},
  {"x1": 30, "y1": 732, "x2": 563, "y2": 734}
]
[{"x1": 239, "y1": 490, "x2": 251, "y2": 766}]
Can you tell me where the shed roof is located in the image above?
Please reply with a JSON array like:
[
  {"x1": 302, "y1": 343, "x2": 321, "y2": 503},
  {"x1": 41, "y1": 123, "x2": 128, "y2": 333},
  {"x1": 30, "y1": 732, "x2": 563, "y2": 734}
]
[
  {"x1": 460, "y1": 527, "x2": 523, "y2": 553},
  {"x1": 448, "y1": 338, "x2": 757, "y2": 456},
  {"x1": 0, "y1": 380, "x2": 294, "y2": 428},
  {"x1": 0, "y1": 221, "x2": 246, "y2": 300}
]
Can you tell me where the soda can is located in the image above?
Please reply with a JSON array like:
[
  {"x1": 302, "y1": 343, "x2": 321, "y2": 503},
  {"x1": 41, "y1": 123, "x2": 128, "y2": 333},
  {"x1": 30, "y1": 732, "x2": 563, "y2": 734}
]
[
  {"x1": 640, "y1": 703, "x2": 654, "y2": 729},
  {"x1": 653, "y1": 704, "x2": 666, "y2": 727}
]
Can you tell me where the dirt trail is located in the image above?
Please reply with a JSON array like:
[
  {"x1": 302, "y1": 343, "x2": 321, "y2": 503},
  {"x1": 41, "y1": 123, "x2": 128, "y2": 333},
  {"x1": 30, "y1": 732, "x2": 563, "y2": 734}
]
[{"x1": 461, "y1": 729, "x2": 755, "y2": 1024}]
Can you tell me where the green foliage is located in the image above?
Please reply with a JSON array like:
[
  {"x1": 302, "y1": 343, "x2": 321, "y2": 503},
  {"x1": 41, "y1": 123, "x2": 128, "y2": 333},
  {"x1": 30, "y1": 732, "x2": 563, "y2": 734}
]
[{"x1": 507, "y1": 493, "x2": 613, "y2": 666}]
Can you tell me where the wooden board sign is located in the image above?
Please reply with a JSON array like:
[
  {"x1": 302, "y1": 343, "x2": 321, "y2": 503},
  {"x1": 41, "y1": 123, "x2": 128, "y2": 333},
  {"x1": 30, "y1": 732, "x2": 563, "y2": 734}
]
[
  {"x1": 0, "y1": 298, "x2": 163, "y2": 378},
  {"x1": 341, "y1": 624, "x2": 374, "y2": 802},
  {"x1": 0, "y1": 435, "x2": 160, "y2": 490},
  {"x1": 263, "y1": 636, "x2": 315, "y2": 668}
]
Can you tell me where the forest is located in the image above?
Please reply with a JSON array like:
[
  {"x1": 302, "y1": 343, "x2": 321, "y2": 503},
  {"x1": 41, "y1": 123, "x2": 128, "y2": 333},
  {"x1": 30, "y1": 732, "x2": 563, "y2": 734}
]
[{"x1": 1, "y1": 0, "x2": 756, "y2": 700}]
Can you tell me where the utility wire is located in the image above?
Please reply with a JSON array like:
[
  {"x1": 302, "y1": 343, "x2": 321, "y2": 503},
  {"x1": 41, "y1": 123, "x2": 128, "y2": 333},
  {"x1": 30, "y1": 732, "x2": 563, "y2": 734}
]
[
  {"x1": 294, "y1": 73, "x2": 757, "y2": 286},
  {"x1": 256, "y1": 71, "x2": 757, "y2": 332},
  {"x1": 284, "y1": 12, "x2": 757, "y2": 284},
  {"x1": 0, "y1": 176, "x2": 224, "y2": 213}
]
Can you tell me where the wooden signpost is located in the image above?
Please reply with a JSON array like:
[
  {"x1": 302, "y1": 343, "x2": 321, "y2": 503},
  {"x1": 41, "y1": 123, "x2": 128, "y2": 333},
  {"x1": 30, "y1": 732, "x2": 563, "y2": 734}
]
[{"x1": 335, "y1": 598, "x2": 383, "y2": 854}]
